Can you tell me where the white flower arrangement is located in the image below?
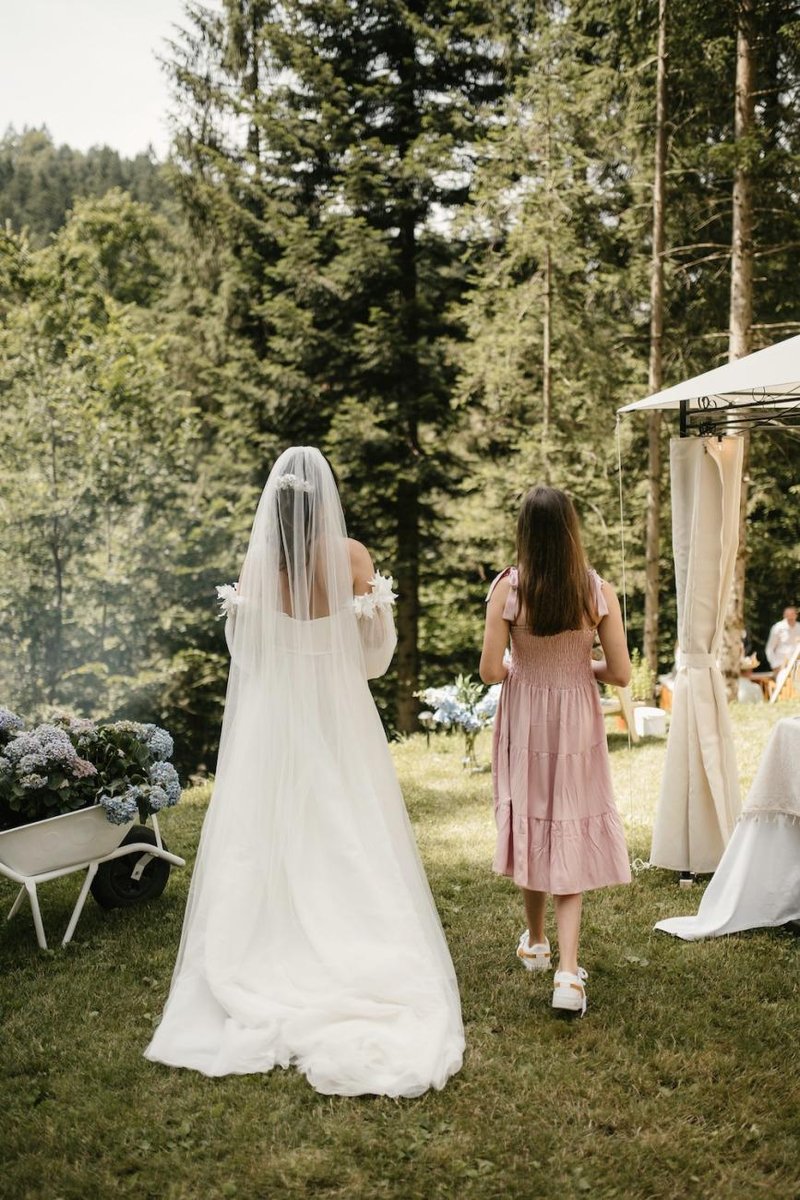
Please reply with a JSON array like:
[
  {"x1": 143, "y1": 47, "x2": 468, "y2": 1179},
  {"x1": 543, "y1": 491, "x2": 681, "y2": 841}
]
[
  {"x1": 215, "y1": 582, "x2": 241, "y2": 619},
  {"x1": 276, "y1": 472, "x2": 314, "y2": 493},
  {"x1": 353, "y1": 571, "x2": 398, "y2": 619}
]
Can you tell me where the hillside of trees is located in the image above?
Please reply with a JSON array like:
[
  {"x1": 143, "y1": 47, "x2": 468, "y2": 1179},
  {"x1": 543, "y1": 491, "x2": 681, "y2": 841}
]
[{"x1": 1, "y1": 0, "x2": 798, "y2": 775}]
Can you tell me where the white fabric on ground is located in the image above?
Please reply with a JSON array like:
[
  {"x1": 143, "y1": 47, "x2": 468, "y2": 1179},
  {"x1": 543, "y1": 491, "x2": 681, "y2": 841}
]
[
  {"x1": 654, "y1": 815, "x2": 800, "y2": 939},
  {"x1": 655, "y1": 718, "x2": 800, "y2": 939}
]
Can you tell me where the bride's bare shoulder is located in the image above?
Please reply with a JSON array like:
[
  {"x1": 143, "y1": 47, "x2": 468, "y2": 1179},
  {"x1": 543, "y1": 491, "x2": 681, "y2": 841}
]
[
  {"x1": 345, "y1": 537, "x2": 376, "y2": 592},
  {"x1": 346, "y1": 538, "x2": 375, "y2": 586},
  {"x1": 346, "y1": 537, "x2": 371, "y2": 564}
]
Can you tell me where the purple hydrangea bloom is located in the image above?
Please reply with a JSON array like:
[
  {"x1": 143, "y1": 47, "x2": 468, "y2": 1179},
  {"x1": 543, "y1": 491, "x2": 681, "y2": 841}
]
[
  {"x1": 71, "y1": 758, "x2": 98, "y2": 779},
  {"x1": 3, "y1": 725, "x2": 77, "y2": 769}
]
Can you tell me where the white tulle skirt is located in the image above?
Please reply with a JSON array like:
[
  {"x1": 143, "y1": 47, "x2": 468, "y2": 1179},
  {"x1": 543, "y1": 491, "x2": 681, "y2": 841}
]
[{"x1": 145, "y1": 624, "x2": 464, "y2": 1097}]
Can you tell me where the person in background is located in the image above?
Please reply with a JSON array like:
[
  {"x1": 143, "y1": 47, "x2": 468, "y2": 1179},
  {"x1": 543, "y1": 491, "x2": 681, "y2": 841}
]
[
  {"x1": 737, "y1": 653, "x2": 764, "y2": 704},
  {"x1": 765, "y1": 606, "x2": 800, "y2": 671}
]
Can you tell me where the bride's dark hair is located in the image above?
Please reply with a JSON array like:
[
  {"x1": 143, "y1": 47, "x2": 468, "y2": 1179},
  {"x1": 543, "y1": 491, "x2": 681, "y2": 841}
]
[
  {"x1": 516, "y1": 486, "x2": 597, "y2": 635},
  {"x1": 277, "y1": 485, "x2": 313, "y2": 574}
]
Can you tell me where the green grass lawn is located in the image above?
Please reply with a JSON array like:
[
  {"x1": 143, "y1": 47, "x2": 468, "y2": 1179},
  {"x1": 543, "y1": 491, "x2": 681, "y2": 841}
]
[{"x1": 2, "y1": 705, "x2": 799, "y2": 1200}]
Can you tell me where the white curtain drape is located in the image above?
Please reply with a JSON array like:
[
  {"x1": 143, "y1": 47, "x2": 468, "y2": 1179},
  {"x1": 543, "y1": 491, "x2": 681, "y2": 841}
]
[{"x1": 650, "y1": 436, "x2": 744, "y2": 873}]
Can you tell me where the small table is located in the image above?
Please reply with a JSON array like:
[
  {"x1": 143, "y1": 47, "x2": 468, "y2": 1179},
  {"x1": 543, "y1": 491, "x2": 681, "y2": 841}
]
[{"x1": 655, "y1": 717, "x2": 800, "y2": 940}]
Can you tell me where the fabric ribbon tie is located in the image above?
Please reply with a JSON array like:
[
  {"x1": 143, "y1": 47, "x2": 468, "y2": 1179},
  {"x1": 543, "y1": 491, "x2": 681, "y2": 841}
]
[{"x1": 679, "y1": 653, "x2": 716, "y2": 669}]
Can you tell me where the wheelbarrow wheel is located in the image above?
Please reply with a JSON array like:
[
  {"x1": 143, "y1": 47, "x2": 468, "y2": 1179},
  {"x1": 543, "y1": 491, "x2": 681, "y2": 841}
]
[{"x1": 90, "y1": 825, "x2": 171, "y2": 910}]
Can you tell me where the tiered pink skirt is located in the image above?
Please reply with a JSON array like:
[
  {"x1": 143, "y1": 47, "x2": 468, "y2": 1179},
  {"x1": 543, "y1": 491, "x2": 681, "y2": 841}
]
[{"x1": 492, "y1": 629, "x2": 631, "y2": 895}]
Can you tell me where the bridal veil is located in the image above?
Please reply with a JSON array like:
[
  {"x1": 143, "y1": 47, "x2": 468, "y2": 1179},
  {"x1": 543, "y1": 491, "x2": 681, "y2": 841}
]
[{"x1": 145, "y1": 447, "x2": 464, "y2": 1096}]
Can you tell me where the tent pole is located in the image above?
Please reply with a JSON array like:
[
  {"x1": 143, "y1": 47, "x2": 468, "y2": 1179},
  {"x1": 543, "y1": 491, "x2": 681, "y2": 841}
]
[{"x1": 678, "y1": 399, "x2": 696, "y2": 885}]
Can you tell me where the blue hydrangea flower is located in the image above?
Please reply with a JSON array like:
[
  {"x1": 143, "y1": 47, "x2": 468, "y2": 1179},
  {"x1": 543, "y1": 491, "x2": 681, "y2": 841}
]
[
  {"x1": 147, "y1": 786, "x2": 170, "y2": 811},
  {"x1": 17, "y1": 751, "x2": 47, "y2": 774},
  {"x1": 418, "y1": 680, "x2": 500, "y2": 736},
  {"x1": 460, "y1": 712, "x2": 482, "y2": 733},
  {"x1": 149, "y1": 761, "x2": 180, "y2": 805},
  {"x1": 145, "y1": 726, "x2": 174, "y2": 762},
  {"x1": 99, "y1": 787, "x2": 140, "y2": 826},
  {"x1": 0, "y1": 708, "x2": 24, "y2": 739},
  {"x1": 475, "y1": 684, "x2": 501, "y2": 722}
]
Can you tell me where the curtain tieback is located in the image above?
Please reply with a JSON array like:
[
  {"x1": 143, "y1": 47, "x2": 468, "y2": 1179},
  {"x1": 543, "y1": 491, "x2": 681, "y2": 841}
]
[{"x1": 680, "y1": 653, "x2": 716, "y2": 669}]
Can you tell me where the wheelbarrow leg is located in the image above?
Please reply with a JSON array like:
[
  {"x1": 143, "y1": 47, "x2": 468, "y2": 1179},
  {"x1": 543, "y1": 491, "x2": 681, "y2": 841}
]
[
  {"x1": 25, "y1": 882, "x2": 48, "y2": 950},
  {"x1": 8, "y1": 885, "x2": 27, "y2": 920},
  {"x1": 62, "y1": 862, "x2": 99, "y2": 946}
]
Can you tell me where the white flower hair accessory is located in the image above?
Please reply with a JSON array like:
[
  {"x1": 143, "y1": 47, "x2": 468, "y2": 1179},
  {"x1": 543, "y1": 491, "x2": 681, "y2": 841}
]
[
  {"x1": 353, "y1": 571, "x2": 398, "y2": 619},
  {"x1": 276, "y1": 472, "x2": 314, "y2": 493},
  {"x1": 215, "y1": 582, "x2": 241, "y2": 618}
]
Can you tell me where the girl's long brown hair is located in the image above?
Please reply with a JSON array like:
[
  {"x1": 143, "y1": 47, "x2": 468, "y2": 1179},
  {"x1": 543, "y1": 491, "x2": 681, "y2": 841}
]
[{"x1": 516, "y1": 486, "x2": 598, "y2": 634}]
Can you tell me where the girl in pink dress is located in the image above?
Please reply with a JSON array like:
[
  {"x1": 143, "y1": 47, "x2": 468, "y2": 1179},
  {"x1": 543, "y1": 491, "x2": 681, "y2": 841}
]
[{"x1": 480, "y1": 486, "x2": 631, "y2": 1015}]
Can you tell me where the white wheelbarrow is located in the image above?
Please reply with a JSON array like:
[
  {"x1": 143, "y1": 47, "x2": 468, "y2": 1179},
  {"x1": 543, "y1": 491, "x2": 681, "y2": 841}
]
[{"x1": 0, "y1": 804, "x2": 185, "y2": 949}]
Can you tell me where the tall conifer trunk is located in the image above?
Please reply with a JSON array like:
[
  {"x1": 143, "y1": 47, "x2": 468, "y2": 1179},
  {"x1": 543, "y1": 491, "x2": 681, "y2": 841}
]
[
  {"x1": 542, "y1": 72, "x2": 552, "y2": 449},
  {"x1": 644, "y1": 0, "x2": 668, "y2": 683},
  {"x1": 542, "y1": 242, "x2": 552, "y2": 442},
  {"x1": 721, "y1": 0, "x2": 755, "y2": 699},
  {"x1": 47, "y1": 414, "x2": 64, "y2": 702},
  {"x1": 394, "y1": 21, "x2": 421, "y2": 732}
]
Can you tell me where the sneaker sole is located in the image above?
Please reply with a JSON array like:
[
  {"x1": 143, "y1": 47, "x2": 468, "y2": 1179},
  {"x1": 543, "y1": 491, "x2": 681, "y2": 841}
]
[{"x1": 552, "y1": 990, "x2": 586, "y2": 1015}]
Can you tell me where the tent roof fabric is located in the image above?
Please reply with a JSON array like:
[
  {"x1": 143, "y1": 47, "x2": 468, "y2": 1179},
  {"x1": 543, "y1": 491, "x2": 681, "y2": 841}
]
[{"x1": 619, "y1": 334, "x2": 800, "y2": 413}]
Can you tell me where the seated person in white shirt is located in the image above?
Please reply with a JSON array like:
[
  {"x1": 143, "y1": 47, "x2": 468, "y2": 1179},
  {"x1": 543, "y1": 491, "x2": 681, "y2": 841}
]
[{"x1": 765, "y1": 605, "x2": 800, "y2": 670}]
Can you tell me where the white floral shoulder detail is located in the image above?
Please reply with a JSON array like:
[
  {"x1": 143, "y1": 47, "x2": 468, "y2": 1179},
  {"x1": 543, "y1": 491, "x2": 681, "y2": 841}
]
[
  {"x1": 353, "y1": 571, "x2": 398, "y2": 619},
  {"x1": 215, "y1": 582, "x2": 241, "y2": 619}
]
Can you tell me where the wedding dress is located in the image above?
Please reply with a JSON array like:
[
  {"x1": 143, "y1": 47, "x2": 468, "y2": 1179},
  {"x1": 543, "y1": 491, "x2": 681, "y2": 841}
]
[{"x1": 145, "y1": 447, "x2": 464, "y2": 1096}]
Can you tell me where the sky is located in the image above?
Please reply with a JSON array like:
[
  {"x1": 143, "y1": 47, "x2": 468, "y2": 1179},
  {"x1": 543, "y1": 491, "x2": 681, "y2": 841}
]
[{"x1": 0, "y1": 0, "x2": 204, "y2": 159}]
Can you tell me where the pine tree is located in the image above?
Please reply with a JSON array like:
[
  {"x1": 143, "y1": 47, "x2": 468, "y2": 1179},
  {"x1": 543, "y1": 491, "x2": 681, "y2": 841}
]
[
  {"x1": 166, "y1": 0, "x2": 507, "y2": 728},
  {"x1": 451, "y1": 5, "x2": 644, "y2": 628},
  {"x1": 644, "y1": 0, "x2": 668, "y2": 686}
]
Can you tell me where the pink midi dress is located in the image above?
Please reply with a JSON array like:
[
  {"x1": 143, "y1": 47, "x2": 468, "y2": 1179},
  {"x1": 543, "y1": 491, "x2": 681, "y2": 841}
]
[{"x1": 489, "y1": 567, "x2": 631, "y2": 895}]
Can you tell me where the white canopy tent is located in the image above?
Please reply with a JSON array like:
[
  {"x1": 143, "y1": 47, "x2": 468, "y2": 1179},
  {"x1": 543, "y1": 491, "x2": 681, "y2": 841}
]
[
  {"x1": 618, "y1": 334, "x2": 800, "y2": 874},
  {"x1": 620, "y1": 333, "x2": 800, "y2": 431}
]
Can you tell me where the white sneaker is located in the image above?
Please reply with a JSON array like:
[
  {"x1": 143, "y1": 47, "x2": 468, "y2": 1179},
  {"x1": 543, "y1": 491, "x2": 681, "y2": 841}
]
[
  {"x1": 516, "y1": 930, "x2": 551, "y2": 973},
  {"x1": 552, "y1": 967, "x2": 588, "y2": 1016}
]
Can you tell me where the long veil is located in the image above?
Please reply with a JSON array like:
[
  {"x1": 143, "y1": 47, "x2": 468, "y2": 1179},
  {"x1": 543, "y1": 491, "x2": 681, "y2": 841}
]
[{"x1": 145, "y1": 447, "x2": 464, "y2": 1096}]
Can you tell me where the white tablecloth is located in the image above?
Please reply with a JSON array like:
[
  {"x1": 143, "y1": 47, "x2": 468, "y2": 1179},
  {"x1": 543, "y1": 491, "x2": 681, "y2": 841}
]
[{"x1": 655, "y1": 717, "x2": 800, "y2": 939}]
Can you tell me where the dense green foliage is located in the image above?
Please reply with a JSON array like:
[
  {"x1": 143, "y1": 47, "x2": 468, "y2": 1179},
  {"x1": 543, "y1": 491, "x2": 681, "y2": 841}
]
[
  {"x1": 1, "y1": 2, "x2": 799, "y2": 769},
  {"x1": 2, "y1": 712, "x2": 799, "y2": 1198},
  {"x1": 0, "y1": 127, "x2": 172, "y2": 246}
]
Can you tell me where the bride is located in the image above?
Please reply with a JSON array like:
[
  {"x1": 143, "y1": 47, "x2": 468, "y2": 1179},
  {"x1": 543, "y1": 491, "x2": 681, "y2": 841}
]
[{"x1": 145, "y1": 446, "x2": 464, "y2": 1096}]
